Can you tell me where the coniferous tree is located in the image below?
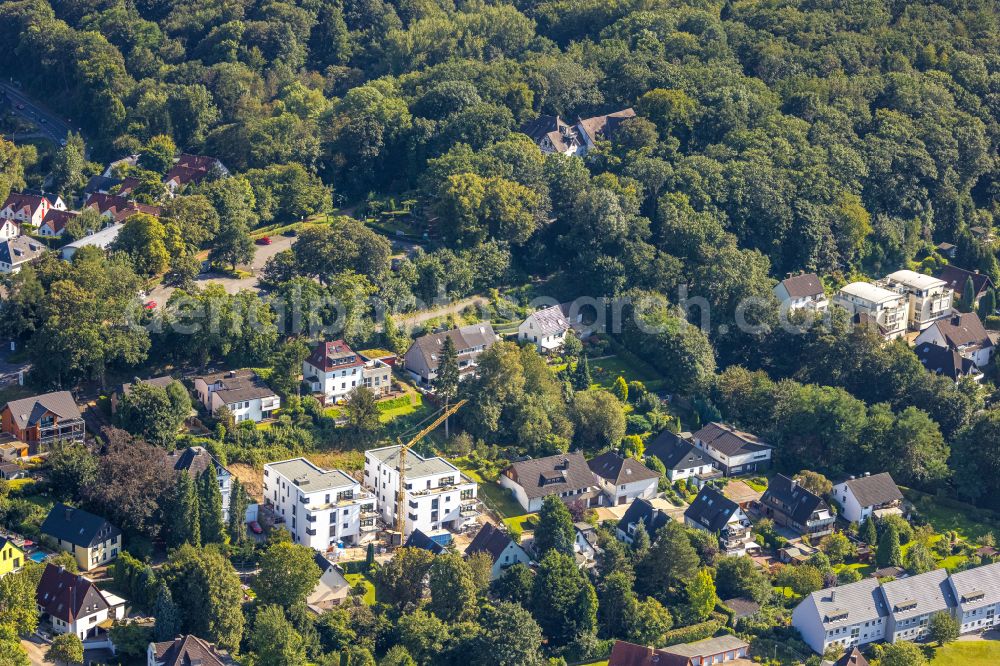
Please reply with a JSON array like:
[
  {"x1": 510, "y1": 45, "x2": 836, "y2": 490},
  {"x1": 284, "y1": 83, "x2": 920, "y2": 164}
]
[
  {"x1": 436, "y1": 335, "x2": 460, "y2": 437},
  {"x1": 228, "y1": 478, "x2": 249, "y2": 545},
  {"x1": 861, "y1": 516, "x2": 878, "y2": 546},
  {"x1": 168, "y1": 472, "x2": 200, "y2": 547},
  {"x1": 199, "y1": 468, "x2": 226, "y2": 545},
  {"x1": 153, "y1": 583, "x2": 181, "y2": 642},
  {"x1": 572, "y1": 355, "x2": 592, "y2": 391},
  {"x1": 877, "y1": 523, "x2": 903, "y2": 567},
  {"x1": 979, "y1": 287, "x2": 996, "y2": 319},
  {"x1": 960, "y1": 276, "x2": 976, "y2": 312},
  {"x1": 533, "y1": 495, "x2": 576, "y2": 557}
]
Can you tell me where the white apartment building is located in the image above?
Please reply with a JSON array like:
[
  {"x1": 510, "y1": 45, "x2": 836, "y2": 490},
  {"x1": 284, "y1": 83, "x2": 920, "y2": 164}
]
[
  {"x1": 193, "y1": 369, "x2": 280, "y2": 423},
  {"x1": 880, "y1": 269, "x2": 953, "y2": 330},
  {"x1": 793, "y1": 562, "x2": 1000, "y2": 654},
  {"x1": 834, "y1": 282, "x2": 908, "y2": 340},
  {"x1": 263, "y1": 458, "x2": 378, "y2": 550},
  {"x1": 364, "y1": 445, "x2": 479, "y2": 536}
]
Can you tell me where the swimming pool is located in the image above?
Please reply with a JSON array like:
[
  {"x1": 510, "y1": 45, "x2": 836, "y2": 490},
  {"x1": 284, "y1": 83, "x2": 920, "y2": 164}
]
[{"x1": 28, "y1": 551, "x2": 47, "y2": 563}]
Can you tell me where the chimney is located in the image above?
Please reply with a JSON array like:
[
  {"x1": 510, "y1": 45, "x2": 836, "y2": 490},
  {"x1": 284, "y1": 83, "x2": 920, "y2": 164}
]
[
  {"x1": 64, "y1": 508, "x2": 72, "y2": 521},
  {"x1": 830, "y1": 590, "x2": 836, "y2": 602}
]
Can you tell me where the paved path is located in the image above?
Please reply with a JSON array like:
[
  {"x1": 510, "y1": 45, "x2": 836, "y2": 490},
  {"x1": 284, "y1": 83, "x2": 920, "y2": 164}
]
[
  {"x1": 21, "y1": 637, "x2": 50, "y2": 665},
  {"x1": 393, "y1": 296, "x2": 489, "y2": 331},
  {"x1": 147, "y1": 235, "x2": 295, "y2": 303}
]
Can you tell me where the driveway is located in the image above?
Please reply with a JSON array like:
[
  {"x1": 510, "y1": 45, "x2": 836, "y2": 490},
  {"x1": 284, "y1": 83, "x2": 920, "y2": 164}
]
[
  {"x1": 21, "y1": 637, "x2": 51, "y2": 665},
  {"x1": 0, "y1": 342, "x2": 30, "y2": 386},
  {"x1": 148, "y1": 235, "x2": 295, "y2": 303},
  {"x1": 393, "y1": 296, "x2": 489, "y2": 331}
]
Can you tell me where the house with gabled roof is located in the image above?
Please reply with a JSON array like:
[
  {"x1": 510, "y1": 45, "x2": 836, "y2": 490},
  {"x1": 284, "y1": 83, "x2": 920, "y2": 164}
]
[
  {"x1": 38, "y1": 208, "x2": 79, "y2": 237},
  {"x1": 465, "y1": 522, "x2": 529, "y2": 580},
  {"x1": 0, "y1": 536, "x2": 24, "y2": 577},
  {"x1": 587, "y1": 450, "x2": 660, "y2": 506},
  {"x1": 61, "y1": 222, "x2": 125, "y2": 261},
  {"x1": 40, "y1": 503, "x2": 122, "y2": 571},
  {"x1": 0, "y1": 235, "x2": 47, "y2": 273},
  {"x1": 0, "y1": 191, "x2": 64, "y2": 228},
  {"x1": 165, "y1": 446, "x2": 232, "y2": 519},
  {"x1": 936, "y1": 265, "x2": 994, "y2": 307},
  {"x1": 948, "y1": 560, "x2": 1000, "y2": 634},
  {"x1": 303, "y1": 339, "x2": 392, "y2": 403},
  {"x1": 1, "y1": 391, "x2": 84, "y2": 452},
  {"x1": 520, "y1": 115, "x2": 582, "y2": 156},
  {"x1": 914, "y1": 342, "x2": 983, "y2": 383},
  {"x1": 774, "y1": 273, "x2": 828, "y2": 312},
  {"x1": 498, "y1": 451, "x2": 599, "y2": 512},
  {"x1": 831, "y1": 472, "x2": 903, "y2": 524},
  {"x1": 402, "y1": 322, "x2": 498, "y2": 385},
  {"x1": 518, "y1": 304, "x2": 572, "y2": 353},
  {"x1": 684, "y1": 485, "x2": 758, "y2": 556},
  {"x1": 792, "y1": 577, "x2": 889, "y2": 654},
  {"x1": 148, "y1": 635, "x2": 234, "y2": 666},
  {"x1": 306, "y1": 552, "x2": 351, "y2": 613},
  {"x1": 0, "y1": 217, "x2": 18, "y2": 241},
  {"x1": 575, "y1": 108, "x2": 636, "y2": 153},
  {"x1": 36, "y1": 564, "x2": 126, "y2": 641},
  {"x1": 645, "y1": 430, "x2": 721, "y2": 485},
  {"x1": 615, "y1": 497, "x2": 671, "y2": 545},
  {"x1": 690, "y1": 422, "x2": 772, "y2": 476},
  {"x1": 193, "y1": 369, "x2": 280, "y2": 423},
  {"x1": 915, "y1": 311, "x2": 994, "y2": 368},
  {"x1": 759, "y1": 474, "x2": 835, "y2": 538},
  {"x1": 881, "y1": 568, "x2": 956, "y2": 643}
]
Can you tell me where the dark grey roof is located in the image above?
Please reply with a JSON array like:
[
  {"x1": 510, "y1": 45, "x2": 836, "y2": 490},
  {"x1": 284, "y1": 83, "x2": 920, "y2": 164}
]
[
  {"x1": 117, "y1": 375, "x2": 174, "y2": 398},
  {"x1": 779, "y1": 273, "x2": 824, "y2": 299},
  {"x1": 949, "y1": 561, "x2": 1000, "y2": 612},
  {"x1": 503, "y1": 452, "x2": 596, "y2": 500},
  {"x1": 722, "y1": 597, "x2": 761, "y2": 619},
  {"x1": 684, "y1": 485, "x2": 740, "y2": 532},
  {"x1": 406, "y1": 322, "x2": 498, "y2": 373},
  {"x1": 881, "y1": 568, "x2": 955, "y2": 621},
  {"x1": 692, "y1": 422, "x2": 771, "y2": 457},
  {"x1": 465, "y1": 522, "x2": 513, "y2": 563},
  {"x1": 760, "y1": 474, "x2": 829, "y2": 525},
  {"x1": 40, "y1": 503, "x2": 120, "y2": 548},
  {"x1": 196, "y1": 369, "x2": 277, "y2": 404},
  {"x1": 937, "y1": 265, "x2": 993, "y2": 299},
  {"x1": 915, "y1": 342, "x2": 978, "y2": 380},
  {"x1": 0, "y1": 236, "x2": 46, "y2": 267},
  {"x1": 3, "y1": 391, "x2": 80, "y2": 431},
  {"x1": 588, "y1": 451, "x2": 660, "y2": 485},
  {"x1": 842, "y1": 473, "x2": 902, "y2": 509},
  {"x1": 404, "y1": 529, "x2": 447, "y2": 555},
  {"x1": 151, "y1": 635, "x2": 232, "y2": 666},
  {"x1": 932, "y1": 312, "x2": 992, "y2": 351},
  {"x1": 646, "y1": 431, "x2": 711, "y2": 471},
  {"x1": 616, "y1": 498, "x2": 670, "y2": 539},
  {"x1": 166, "y1": 446, "x2": 227, "y2": 479},
  {"x1": 833, "y1": 647, "x2": 870, "y2": 666}
]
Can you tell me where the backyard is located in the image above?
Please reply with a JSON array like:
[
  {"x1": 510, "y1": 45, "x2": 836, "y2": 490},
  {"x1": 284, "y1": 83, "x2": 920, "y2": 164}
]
[
  {"x1": 930, "y1": 639, "x2": 1000, "y2": 665},
  {"x1": 343, "y1": 573, "x2": 377, "y2": 605}
]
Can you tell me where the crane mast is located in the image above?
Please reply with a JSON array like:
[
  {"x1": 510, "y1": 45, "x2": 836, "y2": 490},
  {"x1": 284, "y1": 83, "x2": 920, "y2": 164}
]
[{"x1": 394, "y1": 399, "x2": 468, "y2": 538}]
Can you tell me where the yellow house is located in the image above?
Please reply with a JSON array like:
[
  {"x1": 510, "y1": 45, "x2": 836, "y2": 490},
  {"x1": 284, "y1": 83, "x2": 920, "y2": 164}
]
[{"x1": 0, "y1": 537, "x2": 24, "y2": 576}]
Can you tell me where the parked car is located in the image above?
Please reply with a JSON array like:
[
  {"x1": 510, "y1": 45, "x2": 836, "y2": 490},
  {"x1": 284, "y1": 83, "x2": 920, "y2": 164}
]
[
  {"x1": 281, "y1": 228, "x2": 297, "y2": 237},
  {"x1": 256, "y1": 236, "x2": 272, "y2": 245},
  {"x1": 144, "y1": 301, "x2": 157, "y2": 310},
  {"x1": 249, "y1": 521, "x2": 262, "y2": 534}
]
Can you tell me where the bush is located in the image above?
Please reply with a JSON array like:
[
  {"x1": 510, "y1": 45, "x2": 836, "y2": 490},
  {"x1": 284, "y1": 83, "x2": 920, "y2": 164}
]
[
  {"x1": 985, "y1": 315, "x2": 1000, "y2": 330},
  {"x1": 660, "y1": 616, "x2": 724, "y2": 645},
  {"x1": 626, "y1": 414, "x2": 652, "y2": 434}
]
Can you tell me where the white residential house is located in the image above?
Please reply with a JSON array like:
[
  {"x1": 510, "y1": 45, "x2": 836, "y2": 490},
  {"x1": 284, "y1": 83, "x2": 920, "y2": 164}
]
[
  {"x1": 263, "y1": 458, "x2": 378, "y2": 550},
  {"x1": 363, "y1": 445, "x2": 479, "y2": 536},
  {"x1": 831, "y1": 472, "x2": 903, "y2": 524},
  {"x1": 792, "y1": 578, "x2": 889, "y2": 654},
  {"x1": 834, "y1": 282, "x2": 908, "y2": 340},
  {"x1": 464, "y1": 522, "x2": 530, "y2": 580},
  {"x1": 0, "y1": 218, "x2": 18, "y2": 240},
  {"x1": 38, "y1": 209, "x2": 78, "y2": 237},
  {"x1": 915, "y1": 312, "x2": 995, "y2": 368},
  {"x1": 615, "y1": 498, "x2": 670, "y2": 546},
  {"x1": 193, "y1": 369, "x2": 280, "y2": 423},
  {"x1": 573, "y1": 522, "x2": 601, "y2": 568},
  {"x1": 683, "y1": 485, "x2": 758, "y2": 557},
  {"x1": 36, "y1": 564, "x2": 126, "y2": 642},
  {"x1": 774, "y1": 273, "x2": 829, "y2": 312},
  {"x1": 61, "y1": 223, "x2": 124, "y2": 261},
  {"x1": 880, "y1": 269, "x2": 953, "y2": 330},
  {"x1": 303, "y1": 339, "x2": 392, "y2": 402},
  {"x1": 645, "y1": 430, "x2": 723, "y2": 485},
  {"x1": 690, "y1": 422, "x2": 773, "y2": 476},
  {"x1": 948, "y1": 563, "x2": 1000, "y2": 634},
  {"x1": 499, "y1": 452, "x2": 600, "y2": 512},
  {"x1": 518, "y1": 304, "x2": 572, "y2": 352},
  {"x1": 587, "y1": 450, "x2": 660, "y2": 506},
  {"x1": 165, "y1": 446, "x2": 233, "y2": 520},
  {"x1": 0, "y1": 236, "x2": 47, "y2": 273},
  {"x1": 0, "y1": 192, "x2": 64, "y2": 229},
  {"x1": 881, "y1": 569, "x2": 954, "y2": 643}
]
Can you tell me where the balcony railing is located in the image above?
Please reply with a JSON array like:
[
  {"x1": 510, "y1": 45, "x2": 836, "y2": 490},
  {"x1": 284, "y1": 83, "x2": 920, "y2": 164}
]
[
  {"x1": 361, "y1": 522, "x2": 379, "y2": 532},
  {"x1": 306, "y1": 528, "x2": 317, "y2": 536},
  {"x1": 37, "y1": 419, "x2": 85, "y2": 444}
]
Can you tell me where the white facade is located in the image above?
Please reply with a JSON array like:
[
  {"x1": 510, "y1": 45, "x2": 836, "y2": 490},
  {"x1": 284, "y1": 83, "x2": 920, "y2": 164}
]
[
  {"x1": 363, "y1": 445, "x2": 479, "y2": 536},
  {"x1": 490, "y1": 540, "x2": 531, "y2": 579},
  {"x1": 0, "y1": 219, "x2": 18, "y2": 240},
  {"x1": 834, "y1": 282, "x2": 908, "y2": 340},
  {"x1": 792, "y1": 579, "x2": 888, "y2": 654},
  {"x1": 831, "y1": 474, "x2": 902, "y2": 524},
  {"x1": 880, "y1": 270, "x2": 953, "y2": 330},
  {"x1": 193, "y1": 371, "x2": 280, "y2": 423},
  {"x1": 594, "y1": 474, "x2": 657, "y2": 506},
  {"x1": 949, "y1": 564, "x2": 1000, "y2": 634},
  {"x1": 263, "y1": 458, "x2": 378, "y2": 550},
  {"x1": 517, "y1": 306, "x2": 570, "y2": 353},
  {"x1": 916, "y1": 321, "x2": 994, "y2": 368},
  {"x1": 773, "y1": 275, "x2": 829, "y2": 312},
  {"x1": 685, "y1": 505, "x2": 756, "y2": 557}
]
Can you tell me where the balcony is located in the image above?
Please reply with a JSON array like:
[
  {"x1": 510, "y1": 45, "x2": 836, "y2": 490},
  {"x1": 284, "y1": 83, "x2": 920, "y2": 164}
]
[
  {"x1": 37, "y1": 418, "x2": 85, "y2": 445},
  {"x1": 460, "y1": 505, "x2": 479, "y2": 518},
  {"x1": 360, "y1": 522, "x2": 379, "y2": 532},
  {"x1": 306, "y1": 528, "x2": 317, "y2": 536},
  {"x1": 361, "y1": 508, "x2": 379, "y2": 520}
]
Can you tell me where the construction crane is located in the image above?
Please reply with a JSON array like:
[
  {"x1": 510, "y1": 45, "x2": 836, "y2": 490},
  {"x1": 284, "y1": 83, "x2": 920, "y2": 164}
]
[{"x1": 394, "y1": 399, "x2": 467, "y2": 540}]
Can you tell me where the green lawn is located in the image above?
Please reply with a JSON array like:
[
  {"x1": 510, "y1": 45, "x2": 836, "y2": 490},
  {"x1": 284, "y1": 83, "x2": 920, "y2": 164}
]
[
  {"x1": 503, "y1": 513, "x2": 537, "y2": 532},
  {"x1": 378, "y1": 393, "x2": 425, "y2": 422},
  {"x1": 587, "y1": 355, "x2": 665, "y2": 391},
  {"x1": 930, "y1": 640, "x2": 1000, "y2": 665},
  {"x1": 905, "y1": 490, "x2": 996, "y2": 542},
  {"x1": 834, "y1": 561, "x2": 875, "y2": 577},
  {"x1": 343, "y1": 573, "x2": 377, "y2": 605},
  {"x1": 479, "y1": 481, "x2": 526, "y2": 519}
]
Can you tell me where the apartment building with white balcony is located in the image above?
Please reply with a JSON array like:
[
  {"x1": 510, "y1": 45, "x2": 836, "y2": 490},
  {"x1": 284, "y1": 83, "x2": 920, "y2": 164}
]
[
  {"x1": 880, "y1": 269, "x2": 953, "y2": 330},
  {"x1": 263, "y1": 458, "x2": 378, "y2": 550},
  {"x1": 193, "y1": 370, "x2": 280, "y2": 423},
  {"x1": 834, "y1": 282, "x2": 908, "y2": 340},
  {"x1": 363, "y1": 445, "x2": 479, "y2": 536}
]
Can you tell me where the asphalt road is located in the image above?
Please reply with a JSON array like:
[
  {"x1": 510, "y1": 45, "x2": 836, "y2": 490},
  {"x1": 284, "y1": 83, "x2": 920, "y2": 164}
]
[{"x1": 1, "y1": 82, "x2": 73, "y2": 146}]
